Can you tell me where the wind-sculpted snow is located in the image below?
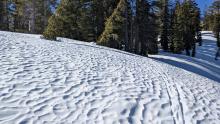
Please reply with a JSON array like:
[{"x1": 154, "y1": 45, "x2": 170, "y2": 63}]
[{"x1": 0, "y1": 31, "x2": 220, "y2": 124}]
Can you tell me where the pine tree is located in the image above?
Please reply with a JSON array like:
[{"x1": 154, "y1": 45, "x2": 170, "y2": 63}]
[
  {"x1": 146, "y1": 14, "x2": 159, "y2": 54},
  {"x1": 0, "y1": 0, "x2": 8, "y2": 30},
  {"x1": 44, "y1": 0, "x2": 119, "y2": 41},
  {"x1": 170, "y1": 5, "x2": 176, "y2": 52},
  {"x1": 126, "y1": 2, "x2": 133, "y2": 52},
  {"x1": 171, "y1": 0, "x2": 200, "y2": 56},
  {"x1": 23, "y1": 0, "x2": 53, "y2": 34},
  {"x1": 172, "y1": 1, "x2": 185, "y2": 54},
  {"x1": 211, "y1": 0, "x2": 220, "y2": 47},
  {"x1": 203, "y1": 9, "x2": 215, "y2": 31},
  {"x1": 214, "y1": 14, "x2": 220, "y2": 47},
  {"x1": 195, "y1": 8, "x2": 202, "y2": 46},
  {"x1": 78, "y1": 1, "x2": 95, "y2": 42},
  {"x1": 34, "y1": 0, "x2": 52, "y2": 33},
  {"x1": 133, "y1": 0, "x2": 158, "y2": 55},
  {"x1": 91, "y1": 0, "x2": 104, "y2": 41},
  {"x1": 98, "y1": 0, "x2": 129, "y2": 49},
  {"x1": 183, "y1": 0, "x2": 200, "y2": 57},
  {"x1": 12, "y1": 0, "x2": 26, "y2": 32},
  {"x1": 43, "y1": 0, "x2": 82, "y2": 40},
  {"x1": 160, "y1": 0, "x2": 169, "y2": 51},
  {"x1": 91, "y1": 0, "x2": 120, "y2": 41},
  {"x1": 8, "y1": 0, "x2": 51, "y2": 33}
]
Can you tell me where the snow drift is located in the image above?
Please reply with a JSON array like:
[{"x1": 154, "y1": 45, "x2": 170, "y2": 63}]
[{"x1": 0, "y1": 31, "x2": 220, "y2": 124}]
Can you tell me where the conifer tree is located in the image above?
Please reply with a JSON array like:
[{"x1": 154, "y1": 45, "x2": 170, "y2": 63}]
[
  {"x1": 214, "y1": 14, "x2": 220, "y2": 47},
  {"x1": 203, "y1": 9, "x2": 215, "y2": 31},
  {"x1": 91, "y1": 0, "x2": 120, "y2": 41},
  {"x1": 171, "y1": 0, "x2": 200, "y2": 56},
  {"x1": 211, "y1": 0, "x2": 220, "y2": 47},
  {"x1": 44, "y1": 0, "x2": 82, "y2": 40},
  {"x1": 98, "y1": 0, "x2": 129, "y2": 49},
  {"x1": 77, "y1": 1, "x2": 95, "y2": 42},
  {"x1": 170, "y1": 6, "x2": 176, "y2": 52},
  {"x1": 8, "y1": 0, "x2": 53, "y2": 33},
  {"x1": 193, "y1": 7, "x2": 202, "y2": 46},
  {"x1": 0, "y1": 0, "x2": 8, "y2": 30},
  {"x1": 134, "y1": 0, "x2": 158, "y2": 55},
  {"x1": 33, "y1": 0, "x2": 52, "y2": 33},
  {"x1": 160, "y1": 0, "x2": 169, "y2": 51},
  {"x1": 172, "y1": 1, "x2": 185, "y2": 53},
  {"x1": 12, "y1": 0, "x2": 26, "y2": 32},
  {"x1": 185, "y1": 0, "x2": 200, "y2": 57}
]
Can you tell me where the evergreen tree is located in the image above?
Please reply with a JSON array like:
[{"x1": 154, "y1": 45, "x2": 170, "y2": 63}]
[
  {"x1": 172, "y1": 1, "x2": 185, "y2": 54},
  {"x1": 169, "y1": 5, "x2": 176, "y2": 52},
  {"x1": 171, "y1": 0, "x2": 200, "y2": 56},
  {"x1": 146, "y1": 14, "x2": 159, "y2": 54},
  {"x1": 194, "y1": 7, "x2": 202, "y2": 46},
  {"x1": 12, "y1": 0, "x2": 26, "y2": 32},
  {"x1": 78, "y1": 1, "x2": 95, "y2": 42},
  {"x1": 134, "y1": 0, "x2": 158, "y2": 55},
  {"x1": 90, "y1": 0, "x2": 120, "y2": 41},
  {"x1": 160, "y1": 0, "x2": 169, "y2": 51},
  {"x1": 203, "y1": 9, "x2": 215, "y2": 31},
  {"x1": 98, "y1": 0, "x2": 129, "y2": 49},
  {"x1": 214, "y1": 14, "x2": 220, "y2": 47},
  {"x1": 182, "y1": 1, "x2": 193, "y2": 56},
  {"x1": 0, "y1": 0, "x2": 8, "y2": 30},
  {"x1": 91, "y1": 0, "x2": 105, "y2": 41},
  {"x1": 33, "y1": 0, "x2": 53, "y2": 33},
  {"x1": 8, "y1": 0, "x2": 53, "y2": 33},
  {"x1": 44, "y1": 0, "x2": 119, "y2": 41},
  {"x1": 44, "y1": 0, "x2": 82, "y2": 40},
  {"x1": 211, "y1": 0, "x2": 220, "y2": 47}
]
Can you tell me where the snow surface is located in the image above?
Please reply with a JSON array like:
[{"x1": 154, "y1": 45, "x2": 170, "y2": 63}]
[
  {"x1": 0, "y1": 31, "x2": 220, "y2": 124},
  {"x1": 150, "y1": 31, "x2": 220, "y2": 82}
]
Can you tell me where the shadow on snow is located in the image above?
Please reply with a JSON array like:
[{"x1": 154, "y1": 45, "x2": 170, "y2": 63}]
[{"x1": 150, "y1": 32, "x2": 220, "y2": 83}]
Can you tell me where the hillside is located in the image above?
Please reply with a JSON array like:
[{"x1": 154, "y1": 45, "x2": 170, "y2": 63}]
[{"x1": 0, "y1": 31, "x2": 220, "y2": 124}]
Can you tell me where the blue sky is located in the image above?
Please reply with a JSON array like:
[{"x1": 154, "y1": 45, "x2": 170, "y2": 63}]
[{"x1": 196, "y1": 0, "x2": 214, "y2": 15}]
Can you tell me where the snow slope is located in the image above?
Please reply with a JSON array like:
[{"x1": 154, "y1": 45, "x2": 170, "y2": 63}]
[{"x1": 0, "y1": 31, "x2": 220, "y2": 124}]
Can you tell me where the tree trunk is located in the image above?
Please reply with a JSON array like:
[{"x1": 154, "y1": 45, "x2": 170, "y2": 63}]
[
  {"x1": 125, "y1": 0, "x2": 129, "y2": 51},
  {"x1": 29, "y1": 0, "x2": 36, "y2": 33}
]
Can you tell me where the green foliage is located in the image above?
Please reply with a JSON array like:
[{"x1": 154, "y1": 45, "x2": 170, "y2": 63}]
[
  {"x1": 78, "y1": 3, "x2": 95, "y2": 42},
  {"x1": 172, "y1": 2, "x2": 185, "y2": 54},
  {"x1": 44, "y1": 0, "x2": 119, "y2": 41},
  {"x1": 135, "y1": 0, "x2": 158, "y2": 55},
  {"x1": 8, "y1": 0, "x2": 54, "y2": 33},
  {"x1": 43, "y1": 0, "x2": 81, "y2": 40},
  {"x1": 43, "y1": 15, "x2": 59, "y2": 40},
  {"x1": 171, "y1": 0, "x2": 200, "y2": 56},
  {"x1": 34, "y1": 0, "x2": 53, "y2": 33},
  {"x1": 98, "y1": 0, "x2": 127, "y2": 49},
  {"x1": 0, "y1": 0, "x2": 8, "y2": 30},
  {"x1": 204, "y1": 0, "x2": 220, "y2": 47},
  {"x1": 92, "y1": 0, "x2": 120, "y2": 40},
  {"x1": 159, "y1": 0, "x2": 170, "y2": 51}
]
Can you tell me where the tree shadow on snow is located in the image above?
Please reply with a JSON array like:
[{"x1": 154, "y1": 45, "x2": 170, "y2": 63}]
[
  {"x1": 150, "y1": 37, "x2": 220, "y2": 83},
  {"x1": 152, "y1": 57, "x2": 220, "y2": 82}
]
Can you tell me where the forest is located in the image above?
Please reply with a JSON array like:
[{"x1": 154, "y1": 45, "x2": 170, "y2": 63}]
[{"x1": 0, "y1": 0, "x2": 219, "y2": 57}]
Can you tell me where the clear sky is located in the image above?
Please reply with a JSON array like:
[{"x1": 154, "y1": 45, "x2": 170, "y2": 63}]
[{"x1": 196, "y1": 0, "x2": 214, "y2": 15}]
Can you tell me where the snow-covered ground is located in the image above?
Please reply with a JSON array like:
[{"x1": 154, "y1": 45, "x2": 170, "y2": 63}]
[
  {"x1": 150, "y1": 31, "x2": 220, "y2": 82},
  {"x1": 0, "y1": 31, "x2": 219, "y2": 124}
]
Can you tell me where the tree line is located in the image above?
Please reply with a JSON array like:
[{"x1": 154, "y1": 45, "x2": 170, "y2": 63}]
[
  {"x1": 0, "y1": 0, "x2": 216, "y2": 57},
  {"x1": 0, "y1": 0, "x2": 57, "y2": 33}
]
